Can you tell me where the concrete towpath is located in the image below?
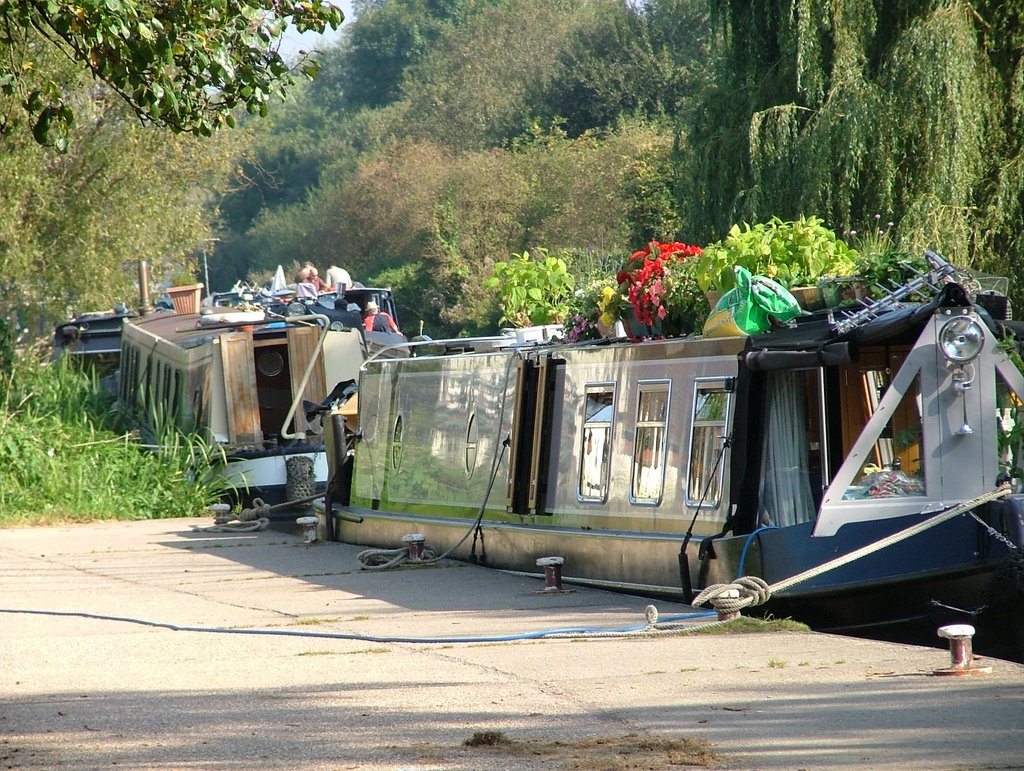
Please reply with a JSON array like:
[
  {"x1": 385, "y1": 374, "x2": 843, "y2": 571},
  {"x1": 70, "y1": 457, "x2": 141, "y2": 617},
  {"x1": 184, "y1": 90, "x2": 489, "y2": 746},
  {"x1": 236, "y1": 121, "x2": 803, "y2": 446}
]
[{"x1": 1, "y1": 518, "x2": 1022, "y2": 770}]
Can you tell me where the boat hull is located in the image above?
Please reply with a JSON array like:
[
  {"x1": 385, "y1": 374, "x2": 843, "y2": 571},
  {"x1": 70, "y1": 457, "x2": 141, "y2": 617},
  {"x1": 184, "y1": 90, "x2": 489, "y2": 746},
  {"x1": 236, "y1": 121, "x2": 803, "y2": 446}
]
[
  {"x1": 217, "y1": 446, "x2": 330, "y2": 509},
  {"x1": 329, "y1": 494, "x2": 1024, "y2": 661}
]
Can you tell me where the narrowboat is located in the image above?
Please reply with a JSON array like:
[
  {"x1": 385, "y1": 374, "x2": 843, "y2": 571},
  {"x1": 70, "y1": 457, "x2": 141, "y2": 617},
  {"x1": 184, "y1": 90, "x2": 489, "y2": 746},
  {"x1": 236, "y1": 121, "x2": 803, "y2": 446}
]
[
  {"x1": 119, "y1": 287, "x2": 405, "y2": 508},
  {"x1": 325, "y1": 257, "x2": 1024, "y2": 659},
  {"x1": 53, "y1": 306, "x2": 136, "y2": 368}
]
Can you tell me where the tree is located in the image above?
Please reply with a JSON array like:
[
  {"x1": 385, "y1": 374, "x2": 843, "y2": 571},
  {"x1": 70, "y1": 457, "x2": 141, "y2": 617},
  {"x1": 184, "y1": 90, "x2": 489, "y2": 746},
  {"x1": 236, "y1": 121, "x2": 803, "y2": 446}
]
[
  {"x1": 399, "y1": 0, "x2": 584, "y2": 149},
  {"x1": 682, "y1": 0, "x2": 1024, "y2": 288},
  {"x1": 540, "y1": 0, "x2": 709, "y2": 138},
  {"x1": 0, "y1": 46, "x2": 241, "y2": 327},
  {"x1": 1, "y1": 0, "x2": 344, "y2": 150}
]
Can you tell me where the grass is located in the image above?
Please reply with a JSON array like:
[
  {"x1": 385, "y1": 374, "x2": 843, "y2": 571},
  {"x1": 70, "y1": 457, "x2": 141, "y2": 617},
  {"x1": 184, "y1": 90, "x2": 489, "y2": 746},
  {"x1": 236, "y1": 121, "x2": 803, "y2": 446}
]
[
  {"x1": 0, "y1": 341, "x2": 229, "y2": 526},
  {"x1": 688, "y1": 616, "x2": 811, "y2": 635}
]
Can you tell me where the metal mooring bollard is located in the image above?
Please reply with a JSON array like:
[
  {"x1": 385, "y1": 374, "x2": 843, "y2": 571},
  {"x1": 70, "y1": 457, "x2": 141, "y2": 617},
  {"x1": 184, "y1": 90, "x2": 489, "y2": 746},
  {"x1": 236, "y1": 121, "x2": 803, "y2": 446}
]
[
  {"x1": 536, "y1": 556, "x2": 571, "y2": 593},
  {"x1": 715, "y1": 588, "x2": 741, "y2": 622},
  {"x1": 296, "y1": 515, "x2": 319, "y2": 545},
  {"x1": 402, "y1": 533, "x2": 426, "y2": 561},
  {"x1": 207, "y1": 503, "x2": 232, "y2": 524},
  {"x1": 934, "y1": 624, "x2": 992, "y2": 676}
]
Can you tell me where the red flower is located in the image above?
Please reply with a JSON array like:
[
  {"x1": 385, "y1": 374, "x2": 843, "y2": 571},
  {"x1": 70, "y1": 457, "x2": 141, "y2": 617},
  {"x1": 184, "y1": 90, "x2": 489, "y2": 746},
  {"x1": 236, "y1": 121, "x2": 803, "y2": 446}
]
[{"x1": 618, "y1": 241, "x2": 703, "y2": 331}]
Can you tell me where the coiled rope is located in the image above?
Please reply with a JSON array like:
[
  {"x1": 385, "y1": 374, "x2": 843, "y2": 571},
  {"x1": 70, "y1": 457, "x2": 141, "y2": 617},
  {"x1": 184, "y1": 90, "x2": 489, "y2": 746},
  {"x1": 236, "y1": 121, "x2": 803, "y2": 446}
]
[
  {"x1": 694, "y1": 485, "x2": 1013, "y2": 615},
  {"x1": 357, "y1": 544, "x2": 439, "y2": 570},
  {"x1": 197, "y1": 490, "x2": 328, "y2": 534}
]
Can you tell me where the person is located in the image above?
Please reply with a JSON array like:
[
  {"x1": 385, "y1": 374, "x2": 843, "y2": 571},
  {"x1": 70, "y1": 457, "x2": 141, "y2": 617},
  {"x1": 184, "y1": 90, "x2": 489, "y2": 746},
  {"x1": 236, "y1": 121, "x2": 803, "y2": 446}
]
[
  {"x1": 363, "y1": 300, "x2": 398, "y2": 333},
  {"x1": 307, "y1": 266, "x2": 327, "y2": 292},
  {"x1": 294, "y1": 264, "x2": 319, "y2": 298},
  {"x1": 325, "y1": 265, "x2": 351, "y2": 292}
]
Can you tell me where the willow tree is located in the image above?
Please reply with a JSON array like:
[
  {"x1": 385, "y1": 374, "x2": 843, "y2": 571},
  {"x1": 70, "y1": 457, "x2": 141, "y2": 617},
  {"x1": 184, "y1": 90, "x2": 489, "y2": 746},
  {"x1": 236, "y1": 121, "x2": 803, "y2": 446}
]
[{"x1": 682, "y1": 0, "x2": 1024, "y2": 283}]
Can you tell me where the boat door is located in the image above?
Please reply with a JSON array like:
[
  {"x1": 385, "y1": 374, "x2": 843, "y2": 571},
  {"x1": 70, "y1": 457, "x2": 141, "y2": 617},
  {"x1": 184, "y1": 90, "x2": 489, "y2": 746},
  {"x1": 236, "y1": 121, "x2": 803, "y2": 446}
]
[{"x1": 505, "y1": 351, "x2": 561, "y2": 516}]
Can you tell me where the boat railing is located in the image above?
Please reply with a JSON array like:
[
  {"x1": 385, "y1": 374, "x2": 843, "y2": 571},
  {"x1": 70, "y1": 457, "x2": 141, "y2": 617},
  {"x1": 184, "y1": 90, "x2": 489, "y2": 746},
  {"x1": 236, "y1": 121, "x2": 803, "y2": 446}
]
[
  {"x1": 360, "y1": 332, "x2": 562, "y2": 370},
  {"x1": 831, "y1": 250, "x2": 956, "y2": 335}
]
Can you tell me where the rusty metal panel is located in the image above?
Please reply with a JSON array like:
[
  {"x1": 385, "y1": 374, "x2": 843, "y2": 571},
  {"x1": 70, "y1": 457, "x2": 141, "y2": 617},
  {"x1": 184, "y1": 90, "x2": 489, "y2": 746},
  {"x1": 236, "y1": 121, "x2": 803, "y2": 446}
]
[
  {"x1": 287, "y1": 325, "x2": 326, "y2": 434},
  {"x1": 219, "y1": 334, "x2": 261, "y2": 445}
]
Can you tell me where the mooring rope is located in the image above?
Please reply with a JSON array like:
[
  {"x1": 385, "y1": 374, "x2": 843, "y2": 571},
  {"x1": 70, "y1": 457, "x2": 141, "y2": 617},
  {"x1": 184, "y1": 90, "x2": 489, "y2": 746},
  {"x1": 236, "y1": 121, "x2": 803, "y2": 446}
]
[
  {"x1": 693, "y1": 485, "x2": 1013, "y2": 614},
  {"x1": 357, "y1": 545, "x2": 439, "y2": 571}
]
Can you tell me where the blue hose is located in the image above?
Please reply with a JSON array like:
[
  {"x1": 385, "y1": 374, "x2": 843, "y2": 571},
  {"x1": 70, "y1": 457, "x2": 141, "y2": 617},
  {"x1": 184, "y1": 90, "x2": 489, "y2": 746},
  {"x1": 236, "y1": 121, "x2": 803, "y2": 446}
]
[
  {"x1": 736, "y1": 525, "x2": 779, "y2": 577},
  {"x1": 0, "y1": 606, "x2": 715, "y2": 644}
]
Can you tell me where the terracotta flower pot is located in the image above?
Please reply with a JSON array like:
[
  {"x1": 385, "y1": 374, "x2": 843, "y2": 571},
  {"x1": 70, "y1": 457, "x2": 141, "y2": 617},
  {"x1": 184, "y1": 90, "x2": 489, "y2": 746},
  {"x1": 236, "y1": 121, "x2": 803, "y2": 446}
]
[{"x1": 167, "y1": 283, "x2": 203, "y2": 315}]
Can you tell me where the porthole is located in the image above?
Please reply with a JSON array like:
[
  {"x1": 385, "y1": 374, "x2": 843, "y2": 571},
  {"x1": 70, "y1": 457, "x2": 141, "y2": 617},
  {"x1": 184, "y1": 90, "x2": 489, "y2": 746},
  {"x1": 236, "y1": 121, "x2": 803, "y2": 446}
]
[
  {"x1": 465, "y1": 413, "x2": 478, "y2": 475},
  {"x1": 391, "y1": 414, "x2": 403, "y2": 471},
  {"x1": 257, "y1": 350, "x2": 285, "y2": 377}
]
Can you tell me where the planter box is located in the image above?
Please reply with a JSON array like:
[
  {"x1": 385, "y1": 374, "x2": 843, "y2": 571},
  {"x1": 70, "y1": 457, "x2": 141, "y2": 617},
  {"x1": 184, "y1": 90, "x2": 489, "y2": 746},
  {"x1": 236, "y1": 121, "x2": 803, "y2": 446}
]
[
  {"x1": 789, "y1": 285, "x2": 826, "y2": 312},
  {"x1": 167, "y1": 283, "x2": 203, "y2": 315}
]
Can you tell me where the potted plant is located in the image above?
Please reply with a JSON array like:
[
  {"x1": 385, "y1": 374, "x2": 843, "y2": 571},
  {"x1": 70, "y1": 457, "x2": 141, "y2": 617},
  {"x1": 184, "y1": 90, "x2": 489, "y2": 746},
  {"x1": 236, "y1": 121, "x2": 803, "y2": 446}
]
[
  {"x1": 843, "y1": 218, "x2": 930, "y2": 301},
  {"x1": 486, "y1": 248, "x2": 575, "y2": 330},
  {"x1": 563, "y1": 275, "x2": 626, "y2": 342},
  {"x1": 691, "y1": 216, "x2": 858, "y2": 310},
  {"x1": 166, "y1": 268, "x2": 204, "y2": 315},
  {"x1": 615, "y1": 240, "x2": 705, "y2": 338}
]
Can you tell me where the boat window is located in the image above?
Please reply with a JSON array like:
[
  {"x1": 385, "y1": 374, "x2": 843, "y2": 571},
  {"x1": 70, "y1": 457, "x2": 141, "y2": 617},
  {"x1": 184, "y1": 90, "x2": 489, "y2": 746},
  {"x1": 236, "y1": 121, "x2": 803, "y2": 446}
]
[
  {"x1": 465, "y1": 413, "x2": 478, "y2": 475},
  {"x1": 170, "y1": 369, "x2": 182, "y2": 421},
  {"x1": 630, "y1": 382, "x2": 670, "y2": 504},
  {"x1": 686, "y1": 382, "x2": 731, "y2": 508},
  {"x1": 143, "y1": 353, "x2": 154, "y2": 414},
  {"x1": 578, "y1": 386, "x2": 615, "y2": 502},
  {"x1": 120, "y1": 347, "x2": 135, "y2": 406},
  {"x1": 842, "y1": 370, "x2": 925, "y2": 499},
  {"x1": 161, "y1": 362, "x2": 172, "y2": 407},
  {"x1": 391, "y1": 414, "x2": 403, "y2": 471}
]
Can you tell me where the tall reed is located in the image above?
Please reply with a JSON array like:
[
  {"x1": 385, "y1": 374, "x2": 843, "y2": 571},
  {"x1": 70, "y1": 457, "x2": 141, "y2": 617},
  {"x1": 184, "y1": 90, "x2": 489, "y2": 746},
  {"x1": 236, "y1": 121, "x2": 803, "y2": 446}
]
[{"x1": 0, "y1": 343, "x2": 229, "y2": 526}]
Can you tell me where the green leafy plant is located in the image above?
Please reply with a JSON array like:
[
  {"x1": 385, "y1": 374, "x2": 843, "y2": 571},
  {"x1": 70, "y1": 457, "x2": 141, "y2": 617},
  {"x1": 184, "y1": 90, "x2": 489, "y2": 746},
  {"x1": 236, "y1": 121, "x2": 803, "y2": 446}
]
[
  {"x1": 846, "y1": 218, "x2": 929, "y2": 300},
  {"x1": 3, "y1": 2, "x2": 344, "y2": 149},
  {"x1": 692, "y1": 216, "x2": 859, "y2": 293},
  {"x1": 0, "y1": 347, "x2": 228, "y2": 525},
  {"x1": 486, "y1": 248, "x2": 576, "y2": 327}
]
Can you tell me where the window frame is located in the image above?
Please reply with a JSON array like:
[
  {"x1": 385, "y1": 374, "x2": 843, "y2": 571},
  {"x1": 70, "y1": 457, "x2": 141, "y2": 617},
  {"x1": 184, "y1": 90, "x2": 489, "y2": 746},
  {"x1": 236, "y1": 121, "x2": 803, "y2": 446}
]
[
  {"x1": 577, "y1": 382, "x2": 616, "y2": 503},
  {"x1": 685, "y1": 378, "x2": 733, "y2": 509},
  {"x1": 628, "y1": 379, "x2": 672, "y2": 506}
]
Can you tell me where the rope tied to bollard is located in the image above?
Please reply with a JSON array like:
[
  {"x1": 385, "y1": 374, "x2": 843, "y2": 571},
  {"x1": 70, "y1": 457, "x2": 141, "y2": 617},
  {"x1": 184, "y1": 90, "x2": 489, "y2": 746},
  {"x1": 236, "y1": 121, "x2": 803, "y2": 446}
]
[{"x1": 692, "y1": 485, "x2": 1013, "y2": 617}]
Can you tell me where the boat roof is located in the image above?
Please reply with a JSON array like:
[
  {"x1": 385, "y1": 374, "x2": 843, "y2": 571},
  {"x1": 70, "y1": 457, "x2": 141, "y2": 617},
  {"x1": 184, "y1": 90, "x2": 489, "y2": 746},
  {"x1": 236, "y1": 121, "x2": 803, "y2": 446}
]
[{"x1": 125, "y1": 309, "x2": 297, "y2": 349}]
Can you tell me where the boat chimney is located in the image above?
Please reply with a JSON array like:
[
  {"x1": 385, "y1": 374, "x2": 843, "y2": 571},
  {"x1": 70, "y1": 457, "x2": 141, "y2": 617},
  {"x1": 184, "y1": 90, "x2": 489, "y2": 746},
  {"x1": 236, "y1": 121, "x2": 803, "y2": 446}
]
[{"x1": 138, "y1": 259, "x2": 154, "y2": 315}]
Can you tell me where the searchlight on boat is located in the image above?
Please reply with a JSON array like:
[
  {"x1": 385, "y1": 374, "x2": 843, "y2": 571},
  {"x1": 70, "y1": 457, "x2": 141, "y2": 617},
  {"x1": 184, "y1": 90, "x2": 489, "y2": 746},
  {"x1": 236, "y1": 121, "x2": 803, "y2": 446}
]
[{"x1": 939, "y1": 316, "x2": 984, "y2": 363}]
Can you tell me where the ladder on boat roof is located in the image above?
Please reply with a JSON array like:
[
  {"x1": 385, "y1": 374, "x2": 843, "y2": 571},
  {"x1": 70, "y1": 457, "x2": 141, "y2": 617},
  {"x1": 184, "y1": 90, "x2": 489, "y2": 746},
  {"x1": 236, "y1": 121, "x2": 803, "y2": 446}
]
[{"x1": 831, "y1": 250, "x2": 956, "y2": 336}]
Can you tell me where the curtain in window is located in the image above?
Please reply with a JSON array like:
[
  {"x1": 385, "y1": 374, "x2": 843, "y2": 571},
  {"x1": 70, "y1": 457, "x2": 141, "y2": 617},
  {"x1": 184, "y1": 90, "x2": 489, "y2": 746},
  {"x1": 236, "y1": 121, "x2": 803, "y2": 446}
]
[{"x1": 758, "y1": 371, "x2": 815, "y2": 527}]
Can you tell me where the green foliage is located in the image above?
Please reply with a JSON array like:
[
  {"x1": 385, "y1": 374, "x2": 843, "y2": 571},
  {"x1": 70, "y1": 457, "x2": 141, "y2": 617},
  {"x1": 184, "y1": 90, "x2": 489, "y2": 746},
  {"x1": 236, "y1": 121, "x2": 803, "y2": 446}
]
[
  {"x1": 845, "y1": 218, "x2": 929, "y2": 299},
  {"x1": 541, "y1": 0, "x2": 709, "y2": 138},
  {"x1": 400, "y1": 0, "x2": 585, "y2": 149},
  {"x1": 685, "y1": 0, "x2": 1024, "y2": 301},
  {"x1": 331, "y1": 0, "x2": 485, "y2": 112},
  {"x1": 1, "y1": 0, "x2": 344, "y2": 148},
  {"x1": 0, "y1": 350, "x2": 225, "y2": 524},
  {"x1": 0, "y1": 44, "x2": 241, "y2": 330},
  {"x1": 623, "y1": 154, "x2": 683, "y2": 249},
  {"x1": 691, "y1": 216, "x2": 859, "y2": 293},
  {"x1": 486, "y1": 249, "x2": 576, "y2": 327}
]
